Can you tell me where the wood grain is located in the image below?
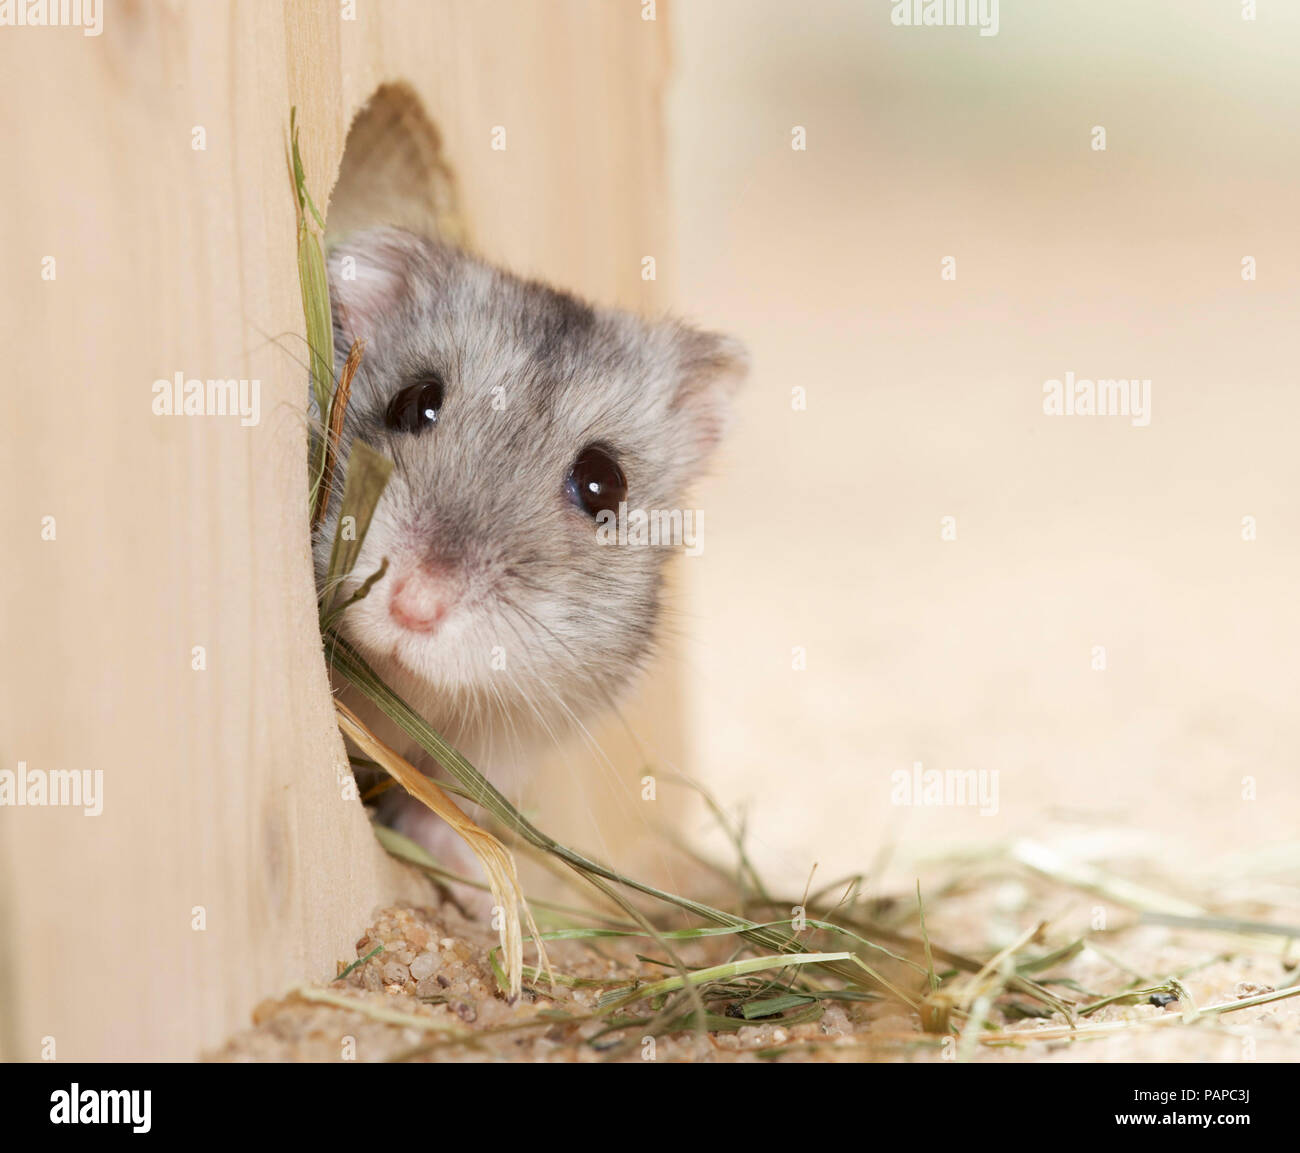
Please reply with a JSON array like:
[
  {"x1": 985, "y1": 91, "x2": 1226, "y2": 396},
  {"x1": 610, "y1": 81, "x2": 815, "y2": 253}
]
[{"x1": 0, "y1": 0, "x2": 673, "y2": 1059}]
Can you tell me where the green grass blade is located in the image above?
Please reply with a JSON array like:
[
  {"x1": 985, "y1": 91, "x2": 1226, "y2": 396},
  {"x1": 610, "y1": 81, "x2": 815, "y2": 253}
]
[
  {"x1": 598, "y1": 952, "x2": 852, "y2": 1010},
  {"x1": 323, "y1": 441, "x2": 393, "y2": 612}
]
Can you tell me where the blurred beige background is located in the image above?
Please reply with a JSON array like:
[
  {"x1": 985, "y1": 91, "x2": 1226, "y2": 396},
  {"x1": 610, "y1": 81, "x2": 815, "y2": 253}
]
[{"x1": 658, "y1": 0, "x2": 1300, "y2": 895}]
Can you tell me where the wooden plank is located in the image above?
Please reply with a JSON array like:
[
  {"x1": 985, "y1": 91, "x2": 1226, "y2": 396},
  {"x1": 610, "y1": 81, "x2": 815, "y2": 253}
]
[{"x1": 0, "y1": 0, "x2": 672, "y2": 1059}]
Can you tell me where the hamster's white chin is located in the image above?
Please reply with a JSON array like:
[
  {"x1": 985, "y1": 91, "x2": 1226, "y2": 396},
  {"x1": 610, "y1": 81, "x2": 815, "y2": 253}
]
[{"x1": 340, "y1": 615, "x2": 500, "y2": 702}]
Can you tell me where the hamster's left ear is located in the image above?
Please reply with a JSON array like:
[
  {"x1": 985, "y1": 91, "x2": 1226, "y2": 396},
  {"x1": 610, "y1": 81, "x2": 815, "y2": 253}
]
[{"x1": 671, "y1": 327, "x2": 749, "y2": 465}]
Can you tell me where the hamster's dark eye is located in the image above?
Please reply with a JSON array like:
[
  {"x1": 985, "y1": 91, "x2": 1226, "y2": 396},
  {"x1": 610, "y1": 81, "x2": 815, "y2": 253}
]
[
  {"x1": 385, "y1": 378, "x2": 444, "y2": 433},
  {"x1": 566, "y1": 444, "x2": 627, "y2": 518}
]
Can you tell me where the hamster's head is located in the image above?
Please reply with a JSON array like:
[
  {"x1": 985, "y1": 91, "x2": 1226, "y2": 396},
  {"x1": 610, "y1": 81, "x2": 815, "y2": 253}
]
[{"x1": 314, "y1": 228, "x2": 746, "y2": 745}]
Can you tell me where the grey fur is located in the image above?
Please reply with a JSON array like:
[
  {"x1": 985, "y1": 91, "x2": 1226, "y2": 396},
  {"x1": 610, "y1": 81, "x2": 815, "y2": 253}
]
[{"x1": 313, "y1": 228, "x2": 745, "y2": 855}]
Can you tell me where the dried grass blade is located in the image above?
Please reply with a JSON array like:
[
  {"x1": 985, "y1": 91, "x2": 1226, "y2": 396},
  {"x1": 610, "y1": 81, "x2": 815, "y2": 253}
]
[
  {"x1": 334, "y1": 700, "x2": 549, "y2": 1001},
  {"x1": 311, "y1": 337, "x2": 364, "y2": 531}
]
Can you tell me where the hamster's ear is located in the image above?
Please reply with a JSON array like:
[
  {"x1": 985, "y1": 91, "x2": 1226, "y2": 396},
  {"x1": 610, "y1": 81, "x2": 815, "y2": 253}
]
[
  {"x1": 670, "y1": 327, "x2": 749, "y2": 467},
  {"x1": 326, "y1": 228, "x2": 422, "y2": 349}
]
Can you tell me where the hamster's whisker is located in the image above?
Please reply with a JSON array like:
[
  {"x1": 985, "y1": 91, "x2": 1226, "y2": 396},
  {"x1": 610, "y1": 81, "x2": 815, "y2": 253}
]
[
  {"x1": 498, "y1": 590, "x2": 651, "y2": 766},
  {"x1": 243, "y1": 321, "x2": 315, "y2": 377}
]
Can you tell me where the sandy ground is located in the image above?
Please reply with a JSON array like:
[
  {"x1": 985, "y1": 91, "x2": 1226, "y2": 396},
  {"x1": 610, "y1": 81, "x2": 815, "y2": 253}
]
[{"x1": 211, "y1": 849, "x2": 1300, "y2": 1062}]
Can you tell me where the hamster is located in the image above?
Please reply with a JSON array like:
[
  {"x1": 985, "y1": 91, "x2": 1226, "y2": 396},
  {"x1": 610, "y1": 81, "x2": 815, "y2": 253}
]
[{"x1": 313, "y1": 227, "x2": 746, "y2": 899}]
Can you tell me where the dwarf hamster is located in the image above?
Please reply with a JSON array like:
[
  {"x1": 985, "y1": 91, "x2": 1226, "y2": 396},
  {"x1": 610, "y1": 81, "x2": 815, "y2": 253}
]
[{"x1": 313, "y1": 227, "x2": 746, "y2": 890}]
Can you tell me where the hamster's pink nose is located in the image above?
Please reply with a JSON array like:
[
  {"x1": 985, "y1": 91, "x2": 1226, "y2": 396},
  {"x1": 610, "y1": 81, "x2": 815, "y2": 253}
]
[{"x1": 388, "y1": 565, "x2": 452, "y2": 634}]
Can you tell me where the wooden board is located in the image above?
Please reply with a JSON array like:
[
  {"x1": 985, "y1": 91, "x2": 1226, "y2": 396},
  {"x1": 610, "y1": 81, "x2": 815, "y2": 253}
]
[{"x1": 0, "y1": 0, "x2": 672, "y2": 1060}]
